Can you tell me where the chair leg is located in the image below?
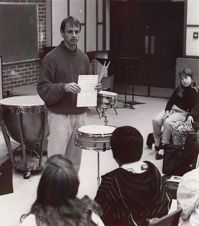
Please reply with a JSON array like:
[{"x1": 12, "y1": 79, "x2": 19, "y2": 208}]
[{"x1": 113, "y1": 107, "x2": 118, "y2": 115}]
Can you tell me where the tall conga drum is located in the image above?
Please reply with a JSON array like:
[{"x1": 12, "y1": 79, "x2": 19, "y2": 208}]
[{"x1": 0, "y1": 95, "x2": 47, "y2": 178}]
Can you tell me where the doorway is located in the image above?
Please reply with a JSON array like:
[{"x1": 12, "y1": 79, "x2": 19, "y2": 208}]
[{"x1": 110, "y1": 0, "x2": 184, "y2": 95}]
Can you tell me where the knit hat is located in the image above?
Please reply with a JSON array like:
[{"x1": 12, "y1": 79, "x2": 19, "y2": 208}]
[{"x1": 179, "y1": 68, "x2": 193, "y2": 77}]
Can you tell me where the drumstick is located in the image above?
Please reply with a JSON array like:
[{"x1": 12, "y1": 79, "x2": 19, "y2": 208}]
[
  {"x1": 99, "y1": 61, "x2": 111, "y2": 83},
  {"x1": 105, "y1": 61, "x2": 111, "y2": 70},
  {"x1": 99, "y1": 62, "x2": 106, "y2": 83}
]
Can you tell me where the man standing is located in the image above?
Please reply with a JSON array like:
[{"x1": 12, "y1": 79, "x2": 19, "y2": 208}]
[{"x1": 37, "y1": 16, "x2": 101, "y2": 172}]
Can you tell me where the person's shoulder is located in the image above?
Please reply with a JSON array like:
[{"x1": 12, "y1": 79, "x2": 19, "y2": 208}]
[
  {"x1": 144, "y1": 160, "x2": 157, "y2": 169},
  {"x1": 42, "y1": 46, "x2": 59, "y2": 63},
  {"x1": 143, "y1": 161, "x2": 161, "y2": 175},
  {"x1": 18, "y1": 214, "x2": 36, "y2": 226},
  {"x1": 182, "y1": 168, "x2": 199, "y2": 180},
  {"x1": 173, "y1": 86, "x2": 181, "y2": 93},
  {"x1": 101, "y1": 168, "x2": 121, "y2": 179}
]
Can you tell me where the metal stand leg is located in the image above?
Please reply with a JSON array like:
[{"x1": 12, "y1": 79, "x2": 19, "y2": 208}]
[
  {"x1": 96, "y1": 107, "x2": 101, "y2": 119},
  {"x1": 97, "y1": 151, "x2": 100, "y2": 187},
  {"x1": 16, "y1": 110, "x2": 30, "y2": 178},
  {"x1": 0, "y1": 121, "x2": 16, "y2": 167},
  {"x1": 125, "y1": 85, "x2": 144, "y2": 108},
  {"x1": 38, "y1": 108, "x2": 47, "y2": 167},
  {"x1": 113, "y1": 106, "x2": 118, "y2": 115}
]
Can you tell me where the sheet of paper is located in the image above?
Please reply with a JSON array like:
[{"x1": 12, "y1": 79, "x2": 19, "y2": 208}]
[{"x1": 77, "y1": 75, "x2": 99, "y2": 107}]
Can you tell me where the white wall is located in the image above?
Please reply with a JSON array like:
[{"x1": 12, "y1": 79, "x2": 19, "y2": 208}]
[
  {"x1": 0, "y1": 57, "x2": 2, "y2": 99},
  {"x1": 186, "y1": 0, "x2": 199, "y2": 56},
  {"x1": 46, "y1": 0, "x2": 110, "y2": 53}
]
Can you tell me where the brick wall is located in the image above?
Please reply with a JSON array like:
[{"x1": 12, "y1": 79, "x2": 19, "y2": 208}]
[{"x1": 0, "y1": 0, "x2": 46, "y2": 97}]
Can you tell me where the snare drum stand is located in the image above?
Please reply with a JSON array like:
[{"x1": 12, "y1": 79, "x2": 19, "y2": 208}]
[
  {"x1": 101, "y1": 108, "x2": 109, "y2": 126},
  {"x1": 97, "y1": 143, "x2": 107, "y2": 187}
]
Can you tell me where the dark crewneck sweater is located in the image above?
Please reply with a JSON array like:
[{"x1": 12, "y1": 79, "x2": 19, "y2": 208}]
[
  {"x1": 165, "y1": 86, "x2": 198, "y2": 117},
  {"x1": 37, "y1": 42, "x2": 92, "y2": 114}
]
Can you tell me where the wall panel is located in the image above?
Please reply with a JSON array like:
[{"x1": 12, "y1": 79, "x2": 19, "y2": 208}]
[
  {"x1": 86, "y1": 0, "x2": 97, "y2": 52},
  {"x1": 185, "y1": 0, "x2": 199, "y2": 56},
  {"x1": 186, "y1": 27, "x2": 199, "y2": 56},
  {"x1": 78, "y1": 25, "x2": 85, "y2": 52},
  {"x1": 70, "y1": 0, "x2": 85, "y2": 23},
  {"x1": 52, "y1": 0, "x2": 68, "y2": 46},
  {"x1": 98, "y1": 25, "x2": 103, "y2": 51},
  {"x1": 187, "y1": 0, "x2": 199, "y2": 24}
]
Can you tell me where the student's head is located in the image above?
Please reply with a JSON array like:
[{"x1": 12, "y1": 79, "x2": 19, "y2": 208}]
[
  {"x1": 110, "y1": 126, "x2": 143, "y2": 165},
  {"x1": 60, "y1": 16, "x2": 81, "y2": 50},
  {"x1": 35, "y1": 154, "x2": 79, "y2": 208},
  {"x1": 179, "y1": 68, "x2": 194, "y2": 87}
]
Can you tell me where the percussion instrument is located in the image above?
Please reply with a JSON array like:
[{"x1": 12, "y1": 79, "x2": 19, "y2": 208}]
[
  {"x1": 8, "y1": 84, "x2": 49, "y2": 155},
  {"x1": 97, "y1": 90, "x2": 117, "y2": 109},
  {"x1": 75, "y1": 124, "x2": 115, "y2": 151},
  {"x1": 0, "y1": 95, "x2": 47, "y2": 178},
  {"x1": 75, "y1": 124, "x2": 116, "y2": 186},
  {"x1": 0, "y1": 95, "x2": 45, "y2": 144}
]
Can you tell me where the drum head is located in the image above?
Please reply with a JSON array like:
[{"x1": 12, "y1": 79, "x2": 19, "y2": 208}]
[
  {"x1": 98, "y1": 90, "x2": 117, "y2": 97},
  {"x1": 0, "y1": 95, "x2": 44, "y2": 107},
  {"x1": 78, "y1": 125, "x2": 115, "y2": 136}
]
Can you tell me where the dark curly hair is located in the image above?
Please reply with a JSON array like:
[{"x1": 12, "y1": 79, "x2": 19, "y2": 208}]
[{"x1": 110, "y1": 126, "x2": 143, "y2": 165}]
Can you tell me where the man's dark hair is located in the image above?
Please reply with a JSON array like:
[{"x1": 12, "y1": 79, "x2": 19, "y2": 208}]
[{"x1": 60, "y1": 16, "x2": 81, "y2": 33}]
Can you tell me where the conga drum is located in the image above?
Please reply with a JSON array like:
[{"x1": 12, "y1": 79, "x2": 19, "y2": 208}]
[
  {"x1": 0, "y1": 95, "x2": 47, "y2": 178},
  {"x1": 75, "y1": 124, "x2": 116, "y2": 185}
]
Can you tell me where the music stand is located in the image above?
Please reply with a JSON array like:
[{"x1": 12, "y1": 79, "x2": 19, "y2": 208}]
[
  {"x1": 113, "y1": 56, "x2": 144, "y2": 109},
  {"x1": 86, "y1": 51, "x2": 109, "y2": 64}
]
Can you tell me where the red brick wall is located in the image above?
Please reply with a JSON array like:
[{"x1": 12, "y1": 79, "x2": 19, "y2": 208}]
[{"x1": 0, "y1": 0, "x2": 46, "y2": 97}]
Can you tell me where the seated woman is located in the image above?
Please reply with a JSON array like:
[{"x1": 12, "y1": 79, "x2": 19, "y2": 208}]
[
  {"x1": 177, "y1": 168, "x2": 199, "y2": 225},
  {"x1": 173, "y1": 95, "x2": 199, "y2": 148},
  {"x1": 19, "y1": 154, "x2": 104, "y2": 226},
  {"x1": 152, "y1": 68, "x2": 199, "y2": 159},
  {"x1": 95, "y1": 126, "x2": 171, "y2": 226}
]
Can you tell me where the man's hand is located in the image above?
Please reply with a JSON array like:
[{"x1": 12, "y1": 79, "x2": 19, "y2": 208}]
[
  {"x1": 64, "y1": 82, "x2": 81, "y2": 94},
  {"x1": 95, "y1": 82, "x2": 102, "y2": 92}
]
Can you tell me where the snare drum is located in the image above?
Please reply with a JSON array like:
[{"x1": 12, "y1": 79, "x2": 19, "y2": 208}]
[
  {"x1": 0, "y1": 95, "x2": 46, "y2": 144},
  {"x1": 97, "y1": 91, "x2": 117, "y2": 109},
  {"x1": 75, "y1": 124, "x2": 115, "y2": 151}
]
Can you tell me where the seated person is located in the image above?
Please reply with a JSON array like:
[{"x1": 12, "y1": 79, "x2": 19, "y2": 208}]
[
  {"x1": 177, "y1": 168, "x2": 199, "y2": 225},
  {"x1": 94, "y1": 126, "x2": 171, "y2": 226},
  {"x1": 152, "y1": 68, "x2": 199, "y2": 159},
  {"x1": 19, "y1": 154, "x2": 104, "y2": 226},
  {"x1": 173, "y1": 95, "x2": 199, "y2": 148}
]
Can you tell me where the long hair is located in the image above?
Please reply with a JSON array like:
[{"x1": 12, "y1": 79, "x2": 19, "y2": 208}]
[
  {"x1": 20, "y1": 155, "x2": 81, "y2": 226},
  {"x1": 177, "y1": 68, "x2": 198, "y2": 97}
]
